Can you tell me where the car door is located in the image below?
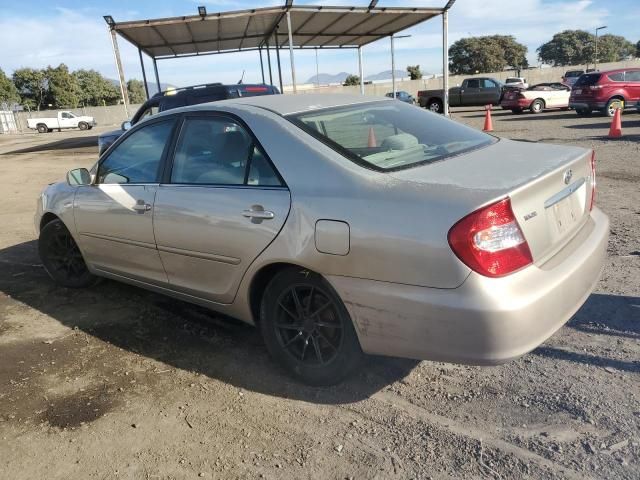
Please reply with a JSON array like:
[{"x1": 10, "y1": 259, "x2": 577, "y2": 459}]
[
  {"x1": 58, "y1": 112, "x2": 75, "y2": 129},
  {"x1": 152, "y1": 113, "x2": 291, "y2": 304},
  {"x1": 73, "y1": 117, "x2": 177, "y2": 284},
  {"x1": 478, "y1": 79, "x2": 501, "y2": 106},
  {"x1": 460, "y1": 79, "x2": 480, "y2": 105},
  {"x1": 624, "y1": 70, "x2": 640, "y2": 104}
]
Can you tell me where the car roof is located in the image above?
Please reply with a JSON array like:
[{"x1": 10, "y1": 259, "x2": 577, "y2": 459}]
[{"x1": 186, "y1": 93, "x2": 392, "y2": 116}]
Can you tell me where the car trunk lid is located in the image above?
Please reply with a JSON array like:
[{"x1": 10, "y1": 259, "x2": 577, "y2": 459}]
[{"x1": 389, "y1": 138, "x2": 594, "y2": 266}]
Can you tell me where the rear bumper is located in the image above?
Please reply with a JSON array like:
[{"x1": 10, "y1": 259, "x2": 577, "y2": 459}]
[
  {"x1": 501, "y1": 98, "x2": 530, "y2": 109},
  {"x1": 569, "y1": 100, "x2": 606, "y2": 110},
  {"x1": 329, "y1": 207, "x2": 609, "y2": 365}
]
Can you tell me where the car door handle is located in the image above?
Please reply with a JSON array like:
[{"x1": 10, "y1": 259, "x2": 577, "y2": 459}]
[
  {"x1": 242, "y1": 209, "x2": 274, "y2": 220},
  {"x1": 133, "y1": 201, "x2": 152, "y2": 213}
]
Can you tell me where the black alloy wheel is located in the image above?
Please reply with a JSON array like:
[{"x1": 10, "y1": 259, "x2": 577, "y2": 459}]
[
  {"x1": 39, "y1": 219, "x2": 97, "y2": 288},
  {"x1": 260, "y1": 268, "x2": 363, "y2": 386}
]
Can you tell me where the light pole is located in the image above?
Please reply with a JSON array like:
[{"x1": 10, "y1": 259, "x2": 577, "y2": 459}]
[
  {"x1": 594, "y1": 25, "x2": 607, "y2": 71},
  {"x1": 391, "y1": 34, "x2": 411, "y2": 97}
]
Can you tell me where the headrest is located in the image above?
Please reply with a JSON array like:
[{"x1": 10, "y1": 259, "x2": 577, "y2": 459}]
[{"x1": 381, "y1": 133, "x2": 419, "y2": 150}]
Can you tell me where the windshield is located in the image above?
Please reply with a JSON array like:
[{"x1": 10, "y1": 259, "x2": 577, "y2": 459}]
[
  {"x1": 288, "y1": 101, "x2": 495, "y2": 171},
  {"x1": 574, "y1": 73, "x2": 601, "y2": 86}
]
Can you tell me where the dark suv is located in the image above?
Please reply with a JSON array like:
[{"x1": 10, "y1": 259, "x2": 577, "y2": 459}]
[
  {"x1": 98, "y1": 83, "x2": 280, "y2": 154},
  {"x1": 569, "y1": 68, "x2": 640, "y2": 117}
]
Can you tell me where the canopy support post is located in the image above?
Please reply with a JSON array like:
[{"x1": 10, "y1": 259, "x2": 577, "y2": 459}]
[
  {"x1": 274, "y1": 29, "x2": 284, "y2": 93},
  {"x1": 286, "y1": 11, "x2": 297, "y2": 94},
  {"x1": 390, "y1": 35, "x2": 396, "y2": 98},
  {"x1": 109, "y1": 28, "x2": 130, "y2": 117},
  {"x1": 152, "y1": 58, "x2": 161, "y2": 95},
  {"x1": 138, "y1": 48, "x2": 149, "y2": 100},
  {"x1": 315, "y1": 48, "x2": 320, "y2": 87},
  {"x1": 358, "y1": 46, "x2": 364, "y2": 95},
  {"x1": 259, "y1": 48, "x2": 265, "y2": 84},
  {"x1": 442, "y1": 9, "x2": 449, "y2": 116},
  {"x1": 266, "y1": 41, "x2": 273, "y2": 86}
]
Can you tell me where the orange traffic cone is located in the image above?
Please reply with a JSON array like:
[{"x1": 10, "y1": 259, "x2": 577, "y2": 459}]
[
  {"x1": 608, "y1": 108, "x2": 622, "y2": 138},
  {"x1": 367, "y1": 127, "x2": 377, "y2": 147},
  {"x1": 483, "y1": 104, "x2": 493, "y2": 132}
]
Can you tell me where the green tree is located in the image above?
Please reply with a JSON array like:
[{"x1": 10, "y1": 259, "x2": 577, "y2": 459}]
[
  {"x1": 595, "y1": 34, "x2": 635, "y2": 62},
  {"x1": 343, "y1": 74, "x2": 360, "y2": 86},
  {"x1": 448, "y1": 35, "x2": 528, "y2": 75},
  {"x1": 13, "y1": 68, "x2": 47, "y2": 110},
  {"x1": 537, "y1": 30, "x2": 594, "y2": 66},
  {"x1": 45, "y1": 64, "x2": 80, "y2": 108},
  {"x1": 637, "y1": 40, "x2": 640, "y2": 57},
  {"x1": 74, "y1": 69, "x2": 120, "y2": 106},
  {"x1": 127, "y1": 79, "x2": 146, "y2": 104},
  {"x1": 0, "y1": 68, "x2": 20, "y2": 106},
  {"x1": 407, "y1": 65, "x2": 422, "y2": 80}
]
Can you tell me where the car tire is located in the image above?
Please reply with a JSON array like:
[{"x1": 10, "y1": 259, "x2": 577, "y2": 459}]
[
  {"x1": 511, "y1": 108, "x2": 523, "y2": 114},
  {"x1": 78, "y1": 121, "x2": 88, "y2": 131},
  {"x1": 39, "y1": 219, "x2": 97, "y2": 288},
  {"x1": 604, "y1": 99, "x2": 623, "y2": 118},
  {"x1": 530, "y1": 99, "x2": 544, "y2": 114},
  {"x1": 427, "y1": 99, "x2": 443, "y2": 114},
  {"x1": 36, "y1": 124, "x2": 47, "y2": 134},
  {"x1": 260, "y1": 267, "x2": 364, "y2": 386}
]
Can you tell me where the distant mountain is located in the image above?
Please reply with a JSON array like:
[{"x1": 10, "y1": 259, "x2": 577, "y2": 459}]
[{"x1": 306, "y1": 72, "x2": 351, "y2": 84}]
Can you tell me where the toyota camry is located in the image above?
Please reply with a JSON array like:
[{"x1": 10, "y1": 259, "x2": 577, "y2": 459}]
[{"x1": 35, "y1": 94, "x2": 609, "y2": 385}]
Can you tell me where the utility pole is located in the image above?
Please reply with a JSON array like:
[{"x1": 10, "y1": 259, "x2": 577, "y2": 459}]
[{"x1": 595, "y1": 26, "x2": 607, "y2": 71}]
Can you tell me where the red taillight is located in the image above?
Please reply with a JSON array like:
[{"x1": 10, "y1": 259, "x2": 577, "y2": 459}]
[
  {"x1": 244, "y1": 86, "x2": 268, "y2": 92},
  {"x1": 448, "y1": 198, "x2": 533, "y2": 278},
  {"x1": 589, "y1": 150, "x2": 596, "y2": 211}
]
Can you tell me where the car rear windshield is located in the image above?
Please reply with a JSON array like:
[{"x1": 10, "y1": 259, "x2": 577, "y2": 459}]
[
  {"x1": 288, "y1": 101, "x2": 496, "y2": 171},
  {"x1": 574, "y1": 73, "x2": 602, "y2": 86}
]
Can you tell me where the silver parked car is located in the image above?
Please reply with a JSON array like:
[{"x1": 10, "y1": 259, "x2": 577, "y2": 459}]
[{"x1": 35, "y1": 94, "x2": 609, "y2": 385}]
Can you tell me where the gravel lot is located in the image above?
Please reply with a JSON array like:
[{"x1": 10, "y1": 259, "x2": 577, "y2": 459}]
[{"x1": 1, "y1": 108, "x2": 638, "y2": 480}]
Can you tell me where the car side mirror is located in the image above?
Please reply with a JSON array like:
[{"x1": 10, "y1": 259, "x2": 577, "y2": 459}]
[
  {"x1": 67, "y1": 168, "x2": 92, "y2": 186},
  {"x1": 121, "y1": 120, "x2": 132, "y2": 131}
]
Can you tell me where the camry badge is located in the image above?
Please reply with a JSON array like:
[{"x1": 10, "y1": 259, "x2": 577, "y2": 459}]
[{"x1": 563, "y1": 169, "x2": 573, "y2": 185}]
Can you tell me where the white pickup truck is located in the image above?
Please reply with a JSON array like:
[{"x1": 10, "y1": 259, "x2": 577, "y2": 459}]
[{"x1": 27, "y1": 111, "x2": 96, "y2": 133}]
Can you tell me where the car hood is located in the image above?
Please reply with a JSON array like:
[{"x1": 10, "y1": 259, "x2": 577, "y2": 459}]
[{"x1": 99, "y1": 129, "x2": 123, "y2": 139}]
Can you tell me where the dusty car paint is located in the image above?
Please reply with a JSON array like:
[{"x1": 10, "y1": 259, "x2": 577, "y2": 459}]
[{"x1": 35, "y1": 94, "x2": 609, "y2": 365}]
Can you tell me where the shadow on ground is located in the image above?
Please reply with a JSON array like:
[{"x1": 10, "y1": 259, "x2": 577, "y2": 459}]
[
  {"x1": 0, "y1": 240, "x2": 417, "y2": 404},
  {"x1": 1, "y1": 134, "x2": 99, "y2": 155}
]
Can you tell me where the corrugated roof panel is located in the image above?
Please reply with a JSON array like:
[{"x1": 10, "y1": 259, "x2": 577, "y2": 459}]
[{"x1": 111, "y1": 5, "x2": 443, "y2": 58}]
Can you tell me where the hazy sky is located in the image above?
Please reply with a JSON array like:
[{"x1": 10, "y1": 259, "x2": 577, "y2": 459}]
[{"x1": 1, "y1": 0, "x2": 638, "y2": 87}]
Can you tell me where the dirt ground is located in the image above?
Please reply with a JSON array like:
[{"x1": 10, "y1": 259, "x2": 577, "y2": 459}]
[{"x1": 0, "y1": 109, "x2": 638, "y2": 480}]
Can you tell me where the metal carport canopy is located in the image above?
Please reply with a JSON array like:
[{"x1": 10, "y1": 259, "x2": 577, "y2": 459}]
[{"x1": 111, "y1": 5, "x2": 444, "y2": 58}]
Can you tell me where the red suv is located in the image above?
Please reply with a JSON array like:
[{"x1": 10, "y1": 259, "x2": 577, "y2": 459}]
[{"x1": 569, "y1": 68, "x2": 640, "y2": 117}]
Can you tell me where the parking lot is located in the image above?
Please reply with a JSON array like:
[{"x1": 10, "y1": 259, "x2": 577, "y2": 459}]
[{"x1": 0, "y1": 109, "x2": 638, "y2": 479}]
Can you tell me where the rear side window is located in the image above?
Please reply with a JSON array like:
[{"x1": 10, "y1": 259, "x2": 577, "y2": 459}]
[
  {"x1": 565, "y1": 71, "x2": 583, "y2": 78},
  {"x1": 625, "y1": 70, "x2": 640, "y2": 82},
  {"x1": 574, "y1": 73, "x2": 601, "y2": 86},
  {"x1": 170, "y1": 117, "x2": 282, "y2": 186},
  {"x1": 466, "y1": 79, "x2": 480, "y2": 88},
  {"x1": 608, "y1": 72, "x2": 625, "y2": 82},
  {"x1": 289, "y1": 101, "x2": 495, "y2": 172}
]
